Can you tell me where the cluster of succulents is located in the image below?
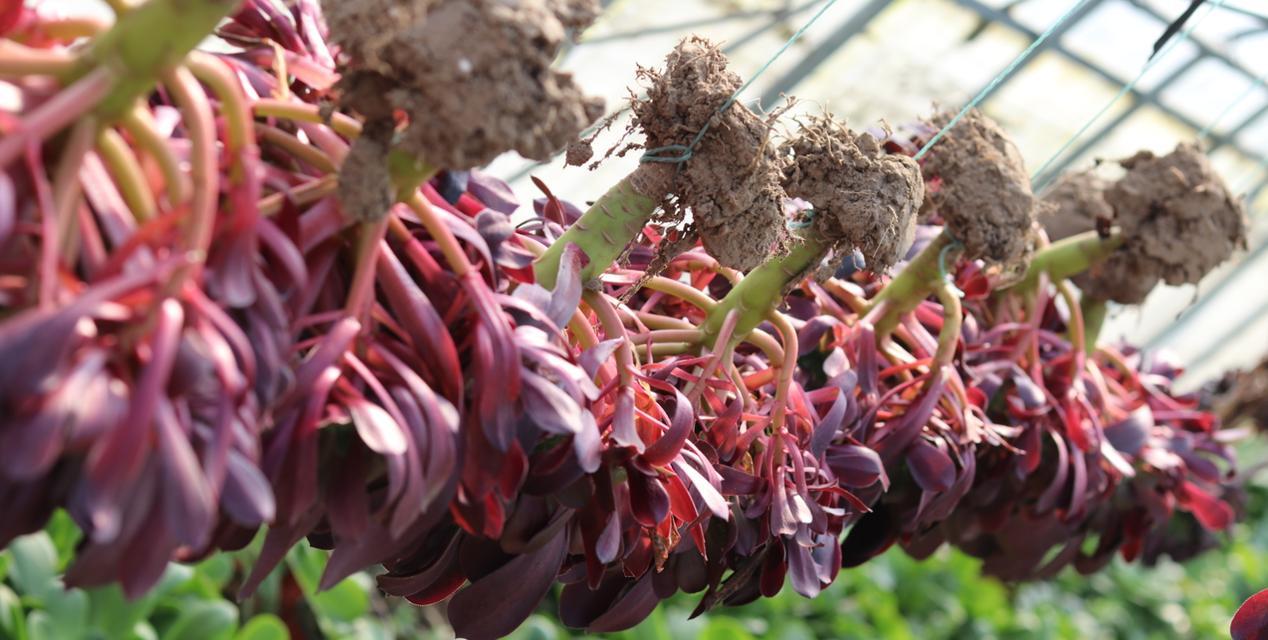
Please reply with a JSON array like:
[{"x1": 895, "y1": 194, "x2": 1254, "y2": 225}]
[{"x1": 0, "y1": 2, "x2": 1253, "y2": 639}]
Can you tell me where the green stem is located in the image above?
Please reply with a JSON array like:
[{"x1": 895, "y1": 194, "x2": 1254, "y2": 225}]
[
  {"x1": 535, "y1": 172, "x2": 659, "y2": 290},
  {"x1": 932, "y1": 280, "x2": 962, "y2": 368},
  {"x1": 701, "y1": 237, "x2": 828, "y2": 345},
  {"x1": 71, "y1": 0, "x2": 238, "y2": 121},
  {"x1": 1080, "y1": 296, "x2": 1107, "y2": 355},
  {"x1": 1003, "y1": 230, "x2": 1123, "y2": 296},
  {"x1": 868, "y1": 231, "x2": 956, "y2": 338}
]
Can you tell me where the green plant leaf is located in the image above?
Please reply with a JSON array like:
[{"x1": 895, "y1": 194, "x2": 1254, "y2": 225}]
[
  {"x1": 24, "y1": 611, "x2": 57, "y2": 640},
  {"x1": 43, "y1": 512, "x2": 81, "y2": 571},
  {"x1": 234, "y1": 614, "x2": 289, "y2": 640},
  {"x1": 159, "y1": 600, "x2": 237, "y2": 640},
  {"x1": 308, "y1": 577, "x2": 370, "y2": 623},
  {"x1": 699, "y1": 618, "x2": 756, "y2": 640},
  {"x1": 40, "y1": 585, "x2": 88, "y2": 639},
  {"x1": 128, "y1": 621, "x2": 159, "y2": 640},
  {"x1": 6, "y1": 534, "x2": 57, "y2": 599},
  {"x1": 0, "y1": 584, "x2": 25, "y2": 640}
]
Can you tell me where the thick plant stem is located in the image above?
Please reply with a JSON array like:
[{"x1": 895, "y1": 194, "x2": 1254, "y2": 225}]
[
  {"x1": 868, "y1": 231, "x2": 956, "y2": 338},
  {"x1": 72, "y1": 0, "x2": 239, "y2": 121},
  {"x1": 535, "y1": 172, "x2": 659, "y2": 290},
  {"x1": 1004, "y1": 229, "x2": 1123, "y2": 296},
  {"x1": 932, "y1": 281, "x2": 962, "y2": 368},
  {"x1": 1081, "y1": 296, "x2": 1107, "y2": 356},
  {"x1": 701, "y1": 237, "x2": 829, "y2": 345}
]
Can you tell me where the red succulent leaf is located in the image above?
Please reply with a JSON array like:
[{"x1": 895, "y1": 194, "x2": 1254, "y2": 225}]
[
  {"x1": 640, "y1": 387, "x2": 693, "y2": 467},
  {"x1": 1177, "y1": 480, "x2": 1234, "y2": 531},
  {"x1": 627, "y1": 468, "x2": 670, "y2": 527},
  {"x1": 1232, "y1": 588, "x2": 1268, "y2": 640}
]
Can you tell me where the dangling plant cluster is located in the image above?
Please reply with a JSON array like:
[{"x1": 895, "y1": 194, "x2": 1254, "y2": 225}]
[{"x1": 0, "y1": 2, "x2": 1254, "y2": 639}]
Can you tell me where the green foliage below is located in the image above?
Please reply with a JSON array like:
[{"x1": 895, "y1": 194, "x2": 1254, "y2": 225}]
[{"x1": 1, "y1": 483, "x2": 1265, "y2": 639}]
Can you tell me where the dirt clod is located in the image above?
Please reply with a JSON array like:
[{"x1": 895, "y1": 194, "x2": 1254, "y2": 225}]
[
  {"x1": 565, "y1": 140, "x2": 594, "y2": 167},
  {"x1": 920, "y1": 109, "x2": 1038, "y2": 266},
  {"x1": 628, "y1": 36, "x2": 787, "y2": 271},
  {"x1": 1038, "y1": 170, "x2": 1150, "y2": 301},
  {"x1": 781, "y1": 116, "x2": 923, "y2": 273},
  {"x1": 324, "y1": 0, "x2": 604, "y2": 169},
  {"x1": 1038, "y1": 144, "x2": 1247, "y2": 304},
  {"x1": 1105, "y1": 143, "x2": 1246, "y2": 289}
]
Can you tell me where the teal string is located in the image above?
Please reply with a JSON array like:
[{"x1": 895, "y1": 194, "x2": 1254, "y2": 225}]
[
  {"x1": 1198, "y1": 70, "x2": 1268, "y2": 141},
  {"x1": 640, "y1": 0, "x2": 841, "y2": 165},
  {"x1": 1030, "y1": 0, "x2": 1227, "y2": 189},
  {"x1": 913, "y1": 0, "x2": 1098, "y2": 161},
  {"x1": 787, "y1": 209, "x2": 816, "y2": 230}
]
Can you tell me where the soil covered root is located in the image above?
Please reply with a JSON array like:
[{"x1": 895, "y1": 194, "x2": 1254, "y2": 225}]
[
  {"x1": 323, "y1": 0, "x2": 604, "y2": 170},
  {"x1": 1107, "y1": 142, "x2": 1246, "y2": 291},
  {"x1": 1037, "y1": 170, "x2": 1155, "y2": 302},
  {"x1": 1213, "y1": 355, "x2": 1268, "y2": 431},
  {"x1": 627, "y1": 36, "x2": 787, "y2": 272},
  {"x1": 1039, "y1": 143, "x2": 1247, "y2": 304},
  {"x1": 781, "y1": 115, "x2": 923, "y2": 275},
  {"x1": 920, "y1": 108, "x2": 1039, "y2": 267}
]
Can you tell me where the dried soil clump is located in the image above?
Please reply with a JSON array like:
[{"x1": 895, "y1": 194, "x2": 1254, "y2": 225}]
[
  {"x1": 781, "y1": 116, "x2": 923, "y2": 273},
  {"x1": 1038, "y1": 145, "x2": 1246, "y2": 304},
  {"x1": 1037, "y1": 170, "x2": 1153, "y2": 301},
  {"x1": 323, "y1": 0, "x2": 604, "y2": 169},
  {"x1": 1105, "y1": 143, "x2": 1246, "y2": 290},
  {"x1": 1216, "y1": 355, "x2": 1268, "y2": 431},
  {"x1": 629, "y1": 36, "x2": 786, "y2": 271},
  {"x1": 921, "y1": 109, "x2": 1038, "y2": 266}
]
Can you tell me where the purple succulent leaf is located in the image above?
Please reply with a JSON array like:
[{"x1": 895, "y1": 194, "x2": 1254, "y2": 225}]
[
  {"x1": 809, "y1": 390, "x2": 848, "y2": 460},
  {"x1": 521, "y1": 368, "x2": 584, "y2": 436},
  {"x1": 467, "y1": 169, "x2": 519, "y2": 215},
  {"x1": 586, "y1": 573, "x2": 660, "y2": 633},
  {"x1": 797, "y1": 317, "x2": 840, "y2": 357},
  {"x1": 346, "y1": 396, "x2": 408, "y2": 456},
  {"x1": 640, "y1": 388, "x2": 693, "y2": 467},
  {"x1": 906, "y1": 440, "x2": 955, "y2": 493},
  {"x1": 1104, "y1": 404, "x2": 1153, "y2": 455},
  {"x1": 627, "y1": 469, "x2": 670, "y2": 527},
  {"x1": 221, "y1": 450, "x2": 275, "y2": 526},
  {"x1": 533, "y1": 196, "x2": 584, "y2": 225},
  {"x1": 718, "y1": 466, "x2": 762, "y2": 495},
  {"x1": 476, "y1": 208, "x2": 518, "y2": 269},
  {"x1": 547, "y1": 243, "x2": 584, "y2": 327},
  {"x1": 595, "y1": 511, "x2": 621, "y2": 564},
  {"x1": 155, "y1": 397, "x2": 215, "y2": 549},
  {"x1": 447, "y1": 532, "x2": 567, "y2": 640},
  {"x1": 823, "y1": 348, "x2": 850, "y2": 379},
  {"x1": 785, "y1": 539, "x2": 821, "y2": 598},
  {"x1": 871, "y1": 370, "x2": 946, "y2": 461},
  {"x1": 0, "y1": 171, "x2": 13, "y2": 245},
  {"x1": 612, "y1": 388, "x2": 641, "y2": 450},
  {"x1": 579, "y1": 339, "x2": 621, "y2": 380},
  {"x1": 378, "y1": 531, "x2": 462, "y2": 596},
  {"x1": 376, "y1": 246, "x2": 463, "y2": 402},
  {"x1": 671, "y1": 459, "x2": 728, "y2": 519},
  {"x1": 824, "y1": 444, "x2": 887, "y2": 489}
]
